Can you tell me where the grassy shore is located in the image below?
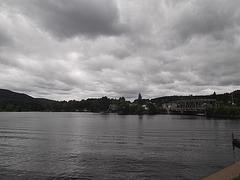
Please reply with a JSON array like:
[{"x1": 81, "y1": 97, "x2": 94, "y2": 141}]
[{"x1": 232, "y1": 175, "x2": 240, "y2": 180}]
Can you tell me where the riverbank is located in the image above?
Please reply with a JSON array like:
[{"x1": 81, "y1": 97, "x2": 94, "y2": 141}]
[{"x1": 202, "y1": 161, "x2": 240, "y2": 180}]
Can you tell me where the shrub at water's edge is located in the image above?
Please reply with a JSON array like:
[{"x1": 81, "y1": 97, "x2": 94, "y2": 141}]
[
  {"x1": 206, "y1": 106, "x2": 240, "y2": 118},
  {"x1": 232, "y1": 174, "x2": 240, "y2": 180}
]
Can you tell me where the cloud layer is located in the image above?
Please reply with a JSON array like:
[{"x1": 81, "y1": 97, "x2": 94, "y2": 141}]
[{"x1": 1, "y1": 0, "x2": 240, "y2": 100}]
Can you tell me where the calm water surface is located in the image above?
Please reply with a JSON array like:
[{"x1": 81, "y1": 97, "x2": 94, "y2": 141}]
[{"x1": 0, "y1": 112, "x2": 240, "y2": 179}]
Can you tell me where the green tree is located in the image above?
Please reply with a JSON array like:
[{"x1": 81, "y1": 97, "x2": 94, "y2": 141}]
[
  {"x1": 138, "y1": 93, "x2": 143, "y2": 105},
  {"x1": 99, "y1": 96, "x2": 110, "y2": 111},
  {"x1": 147, "y1": 103, "x2": 157, "y2": 115},
  {"x1": 136, "y1": 105, "x2": 144, "y2": 115}
]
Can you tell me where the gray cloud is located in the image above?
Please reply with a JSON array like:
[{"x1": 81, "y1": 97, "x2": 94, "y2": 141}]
[
  {"x1": 4, "y1": 0, "x2": 129, "y2": 39},
  {"x1": 0, "y1": 29, "x2": 12, "y2": 48},
  {"x1": 0, "y1": 0, "x2": 240, "y2": 100},
  {"x1": 173, "y1": 0, "x2": 240, "y2": 43}
]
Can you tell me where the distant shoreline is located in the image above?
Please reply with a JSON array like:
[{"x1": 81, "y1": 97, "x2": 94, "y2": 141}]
[{"x1": 1, "y1": 111, "x2": 240, "y2": 119}]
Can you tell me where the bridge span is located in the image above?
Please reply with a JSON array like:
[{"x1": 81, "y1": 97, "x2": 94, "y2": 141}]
[{"x1": 163, "y1": 99, "x2": 217, "y2": 114}]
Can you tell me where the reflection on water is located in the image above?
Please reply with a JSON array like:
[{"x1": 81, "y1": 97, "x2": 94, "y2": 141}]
[{"x1": 0, "y1": 112, "x2": 240, "y2": 180}]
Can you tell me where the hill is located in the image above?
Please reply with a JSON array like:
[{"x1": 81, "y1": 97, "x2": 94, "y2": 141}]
[
  {"x1": 0, "y1": 89, "x2": 35, "y2": 101},
  {"x1": 0, "y1": 89, "x2": 55, "y2": 111},
  {"x1": 151, "y1": 90, "x2": 240, "y2": 107}
]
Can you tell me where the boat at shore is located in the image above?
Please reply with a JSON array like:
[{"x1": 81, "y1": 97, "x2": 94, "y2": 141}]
[{"x1": 232, "y1": 133, "x2": 240, "y2": 149}]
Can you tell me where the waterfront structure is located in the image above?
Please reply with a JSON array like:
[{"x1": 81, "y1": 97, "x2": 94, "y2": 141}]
[
  {"x1": 163, "y1": 99, "x2": 217, "y2": 114},
  {"x1": 109, "y1": 104, "x2": 118, "y2": 111}
]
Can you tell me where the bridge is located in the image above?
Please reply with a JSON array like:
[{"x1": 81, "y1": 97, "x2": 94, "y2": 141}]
[{"x1": 163, "y1": 99, "x2": 217, "y2": 114}]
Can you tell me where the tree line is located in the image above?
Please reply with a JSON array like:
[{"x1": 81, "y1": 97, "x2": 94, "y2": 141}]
[
  {"x1": 0, "y1": 95, "x2": 166, "y2": 115},
  {"x1": 1, "y1": 89, "x2": 240, "y2": 117}
]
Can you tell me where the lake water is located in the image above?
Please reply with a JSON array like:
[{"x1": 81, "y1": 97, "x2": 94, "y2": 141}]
[{"x1": 0, "y1": 112, "x2": 240, "y2": 180}]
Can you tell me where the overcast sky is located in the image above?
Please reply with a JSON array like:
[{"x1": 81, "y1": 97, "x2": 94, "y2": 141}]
[{"x1": 1, "y1": 0, "x2": 240, "y2": 101}]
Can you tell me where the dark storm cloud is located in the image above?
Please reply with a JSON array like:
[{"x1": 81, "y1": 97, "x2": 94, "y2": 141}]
[{"x1": 4, "y1": 0, "x2": 129, "y2": 39}]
